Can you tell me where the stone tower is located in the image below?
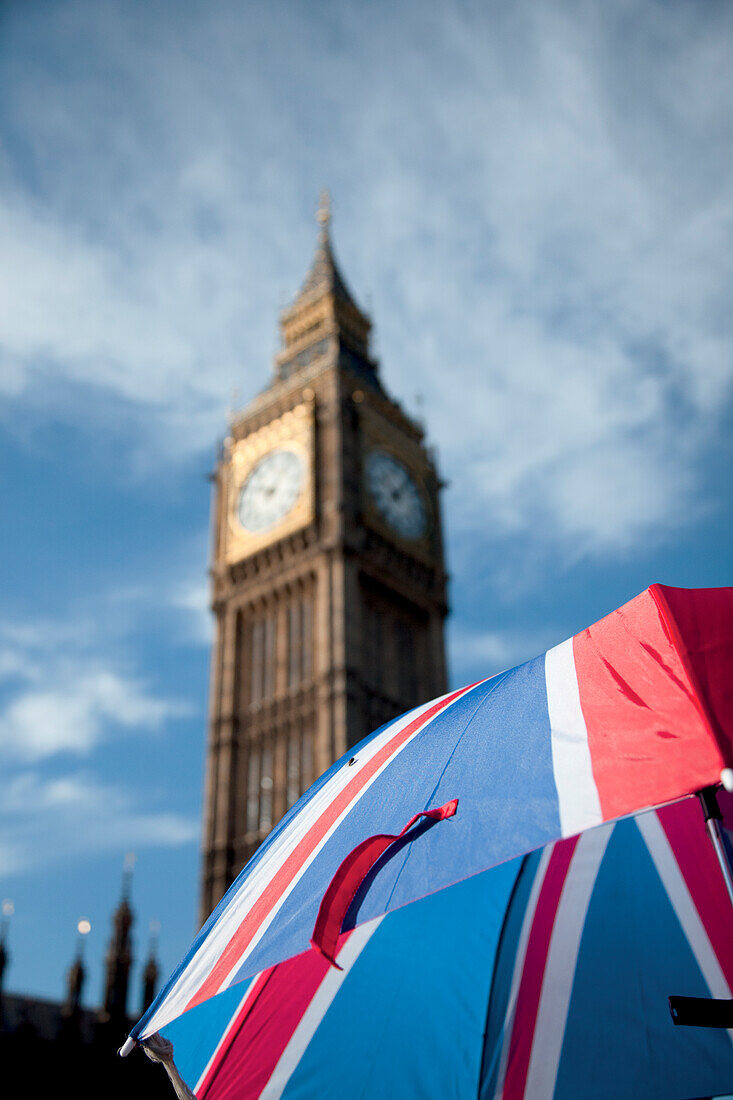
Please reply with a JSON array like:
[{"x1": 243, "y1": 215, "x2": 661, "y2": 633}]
[
  {"x1": 199, "y1": 196, "x2": 449, "y2": 919},
  {"x1": 99, "y1": 856, "x2": 134, "y2": 1028}
]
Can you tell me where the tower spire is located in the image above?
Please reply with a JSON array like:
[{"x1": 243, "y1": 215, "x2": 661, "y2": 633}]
[
  {"x1": 63, "y1": 918, "x2": 90, "y2": 1023},
  {"x1": 316, "y1": 188, "x2": 331, "y2": 237},
  {"x1": 294, "y1": 189, "x2": 356, "y2": 306},
  {"x1": 276, "y1": 192, "x2": 376, "y2": 383},
  {"x1": 121, "y1": 850, "x2": 135, "y2": 900},
  {"x1": 99, "y1": 854, "x2": 135, "y2": 1030}
]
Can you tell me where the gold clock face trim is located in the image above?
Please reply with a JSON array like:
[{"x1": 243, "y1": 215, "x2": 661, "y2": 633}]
[{"x1": 224, "y1": 404, "x2": 314, "y2": 563}]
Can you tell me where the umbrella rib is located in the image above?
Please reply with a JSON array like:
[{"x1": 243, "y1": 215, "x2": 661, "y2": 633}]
[
  {"x1": 476, "y1": 853, "x2": 531, "y2": 1099},
  {"x1": 384, "y1": 673, "x2": 511, "y2": 911}
]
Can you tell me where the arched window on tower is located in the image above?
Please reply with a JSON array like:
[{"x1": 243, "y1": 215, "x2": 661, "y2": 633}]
[
  {"x1": 287, "y1": 589, "x2": 314, "y2": 690},
  {"x1": 249, "y1": 610, "x2": 277, "y2": 706}
]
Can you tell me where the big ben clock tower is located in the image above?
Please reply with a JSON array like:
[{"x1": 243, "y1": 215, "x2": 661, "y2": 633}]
[{"x1": 200, "y1": 196, "x2": 449, "y2": 918}]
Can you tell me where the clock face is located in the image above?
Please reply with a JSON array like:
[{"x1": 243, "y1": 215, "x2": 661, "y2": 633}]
[
  {"x1": 238, "y1": 448, "x2": 304, "y2": 533},
  {"x1": 365, "y1": 449, "x2": 427, "y2": 540}
]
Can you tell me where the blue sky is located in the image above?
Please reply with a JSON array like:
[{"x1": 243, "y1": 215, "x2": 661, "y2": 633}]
[{"x1": 1, "y1": 0, "x2": 731, "y2": 1011}]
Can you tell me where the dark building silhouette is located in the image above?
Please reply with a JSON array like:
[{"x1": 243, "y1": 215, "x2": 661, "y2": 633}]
[{"x1": 0, "y1": 865, "x2": 169, "y2": 1097}]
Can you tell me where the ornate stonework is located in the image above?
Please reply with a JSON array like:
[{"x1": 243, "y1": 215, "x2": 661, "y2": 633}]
[{"x1": 199, "y1": 200, "x2": 449, "y2": 920}]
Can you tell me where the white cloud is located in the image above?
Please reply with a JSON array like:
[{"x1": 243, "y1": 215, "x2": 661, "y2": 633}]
[
  {"x1": 0, "y1": 617, "x2": 189, "y2": 761},
  {"x1": 0, "y1": 668, "x2": 186, "y2": 761},
  {"x1": 1, "y1": 0, "x2": 731, "y2": 555},
  {"x1": 0, "y1": 769, "x2": 197, "y2": 876},
  {"x1": 0, "y1": 609, "x2": 198, "y2": 875}
]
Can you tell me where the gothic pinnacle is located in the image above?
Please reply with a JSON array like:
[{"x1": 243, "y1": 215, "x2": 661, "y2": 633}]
[{"x1": 316, "y1": 188, "x2": 331, "y2": 236}]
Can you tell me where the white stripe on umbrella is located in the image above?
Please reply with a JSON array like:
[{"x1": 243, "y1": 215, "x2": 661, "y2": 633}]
[
  {"x1": 142, "y1": 688, "x2": 473, "y2": 1037},
  {"x1": 259, "y1": 917, "x2": 385, "y2": 1100},
  {"x1": 523, "y1": 824, "x2": 612, "y2": 1100},
  {"x1": 637, "y1": 810, "x2": 733, "y2": 1046},
  {"x1": 492, "y1": 845, "x2": 554, "y2": 1100},
  {"x1": 545, "y1": 639, "x2": 602, "y2": 838}
]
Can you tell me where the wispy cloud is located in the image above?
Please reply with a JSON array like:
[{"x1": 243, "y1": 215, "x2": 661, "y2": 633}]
[
  {"x1": 1, "y1": 0, "x2": 731, "y2": 559},
  {"x1": 0, "y1": 666, "x2": 186, "y2": 761},
  {"x1": 0, "y1": 609, "x2": 197, "y2": 875},
  {"x1": 0, "y1": 620, "x2": 188, "y2": 761},
  {"x1": 0, "y1": 769, "x2": 197, "y2": 876}
]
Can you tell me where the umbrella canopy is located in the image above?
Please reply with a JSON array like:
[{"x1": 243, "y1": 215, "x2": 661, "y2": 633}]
[
  {"x1": 483, "y1": 792, "x2": 733, "y2": 1099},
  {"x1": 149, "y1": 794, "x2": 733, "y2": 1099},
  {"x1": 129, "y1": 584, "x2": 733, "y2": 1087}
]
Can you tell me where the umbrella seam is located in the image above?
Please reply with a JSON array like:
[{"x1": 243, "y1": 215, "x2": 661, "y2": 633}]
[
  {"x1": 384, "y1": 671, "x2": 513, "y2": 911},
  {"x1": 649, "y1": 584, "x2": 728, "y2": 762},
  {"x1": 475, "y1": 852, "x2": 531, "y2": 1100}
]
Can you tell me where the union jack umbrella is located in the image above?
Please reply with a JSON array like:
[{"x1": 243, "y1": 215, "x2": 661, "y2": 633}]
[{"x1": 123, "y1": 584, "x2": 733, "y2": 1098}]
